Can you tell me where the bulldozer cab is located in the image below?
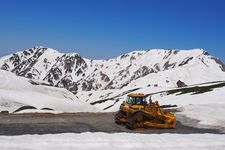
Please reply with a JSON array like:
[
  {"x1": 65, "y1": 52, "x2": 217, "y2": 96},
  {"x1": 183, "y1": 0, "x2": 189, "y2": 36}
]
[{"x1": 126, "y1": 94, "x2": 147, "y2": 105}]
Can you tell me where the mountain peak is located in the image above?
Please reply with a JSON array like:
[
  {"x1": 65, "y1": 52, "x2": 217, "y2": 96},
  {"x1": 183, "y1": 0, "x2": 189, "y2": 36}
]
[{"x1": 32, "y1": 46, "x2": 60, "y2": 53}]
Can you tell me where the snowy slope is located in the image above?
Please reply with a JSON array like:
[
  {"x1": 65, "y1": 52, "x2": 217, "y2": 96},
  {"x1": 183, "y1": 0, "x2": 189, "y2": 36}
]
[
  {"x1": 152, "y1": 85, "x2": 225, "y2": 130},
  {"x1": 76, "y1": 81, "x2": 225, "y2": 110},
  {"x1": 0, "y1": 70, "x2": 99, "y2": 113},
  {"x1": 0, "y1": 132, "x2": 225, "y2": 150}
]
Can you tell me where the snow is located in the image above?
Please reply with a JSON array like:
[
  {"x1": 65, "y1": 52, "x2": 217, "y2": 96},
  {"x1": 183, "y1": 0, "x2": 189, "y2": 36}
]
[
  {"x1": 0, "y1": 132, "x2": 225, "y2": 150},
  {"x1": 0, "y1": 70, "x2": 99, "y2": 113},
  {"x1": 151, "y1": 86, "x2": 225, "y2": 130},
  {"x1": 179, "y1": 104, "x2": 225, "y2": 128}
]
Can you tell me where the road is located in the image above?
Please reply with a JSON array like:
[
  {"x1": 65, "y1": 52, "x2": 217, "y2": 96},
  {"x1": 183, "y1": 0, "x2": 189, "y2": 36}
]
[{"x1": 0, "y1": 112, "x2": 220, "y2": 135}]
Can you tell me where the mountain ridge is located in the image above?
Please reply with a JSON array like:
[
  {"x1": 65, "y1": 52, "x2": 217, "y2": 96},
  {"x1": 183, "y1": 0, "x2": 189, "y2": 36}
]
[{"x1": 0, "y1": 46, "x2": 225, "y2": 95}]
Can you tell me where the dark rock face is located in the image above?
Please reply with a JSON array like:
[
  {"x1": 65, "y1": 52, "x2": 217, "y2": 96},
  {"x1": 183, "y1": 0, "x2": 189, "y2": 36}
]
[
  {"x1": 56, "y1": 75, "x2": 78, "y2": 94},
  {"x1": 203, "y1": 51, "x2": 209, "y2": 56},
  {"x1": 64, "y1": 56, "x2": 75, "y2": 73},
  {"x1": 164, "y1": 61, "x2": 176, "y2": 70},
  {"x1": 82, "y1": 79, "x2": 95, "y2": 91},
  {"x1": 130, "y1": 56, "x2": 136, "y2": 61},
  {"x1": 222, "y1": 64, "x2": 225, "y2": 72},
  {"x1": 1, "y1": 63, "x2": 9, "y2": 70},
  {"x1": 211, "y1": 57, "x2": 225, "y2": 72},
  {"x1": 120, "y1": 54, "x2": 129, "y2": 59},
  {"x1": 177, "y1": 80, "x2": 187, "y2": 87},
  {"x1": 131, "y1": 66, "x2": 151, "y2": 80},
  {"x1": 154, "y1": 64, "x2": 160, "y2": 72},
  {"x1": 76, "y1": 68, "x2": 83, "y2": 76},
  {"x1": 100, "y1": 71, "x2": 110, "y2": 82},
  {"x1": 46, "y1": 67, "x2": 63, "y2": 84},
  {"x1": 163, "y1": 50, "x2": 172, "y2": 59},
  {"x1": 178, "y1": 57, "x2": 193, "y2": 67},
  {"x1": 173, "y1": 50, "x2": 179, "y2": 55},
  {"x1": 10, "y1": 54, "x2": 21, "y2": 67}
]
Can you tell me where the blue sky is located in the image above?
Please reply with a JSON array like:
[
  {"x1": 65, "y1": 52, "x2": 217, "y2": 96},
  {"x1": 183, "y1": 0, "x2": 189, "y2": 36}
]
[{"x1": 0, "y1": 0, "x2": 224, "y2": 62}]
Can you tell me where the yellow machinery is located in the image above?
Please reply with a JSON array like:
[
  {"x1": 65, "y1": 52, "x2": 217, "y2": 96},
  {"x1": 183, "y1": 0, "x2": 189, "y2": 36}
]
[{"x1": 115, "y1": 93, "x2": 176, "y2": 129}]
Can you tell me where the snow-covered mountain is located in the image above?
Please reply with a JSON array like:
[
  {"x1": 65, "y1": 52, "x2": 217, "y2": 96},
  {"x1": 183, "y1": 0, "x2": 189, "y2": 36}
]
[{"x1": 0, "y1": 46, "x2": 225, "y2": 95}]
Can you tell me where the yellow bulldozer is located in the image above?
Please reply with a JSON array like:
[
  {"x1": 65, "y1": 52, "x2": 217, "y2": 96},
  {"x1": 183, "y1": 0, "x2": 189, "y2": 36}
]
[{"x1": 115, "y1": 93, "x2": 176, "y2": 129}]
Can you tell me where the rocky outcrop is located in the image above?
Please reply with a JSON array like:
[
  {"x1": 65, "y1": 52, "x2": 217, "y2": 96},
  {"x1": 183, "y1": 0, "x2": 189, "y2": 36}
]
[
  {"x1": 178, "y1": 57, "x2": 193, "y2": 67},
  {"x1": 177, "y1": 80, "x2": 187, "y2": 87},
  {"x1": 164, "y1": 61, "x2": 176, "y2": 70},
  {"x1": 131, "y1": 66, "x2": 152, "y2": 80},
  {"x1": 211, "y1": 57, "x2": 225, "y2": 72}
]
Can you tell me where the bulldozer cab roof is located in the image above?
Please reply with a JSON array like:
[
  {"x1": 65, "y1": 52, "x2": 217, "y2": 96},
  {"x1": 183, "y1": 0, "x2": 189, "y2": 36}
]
[{"x1": 128, "y1": 93, "x2": 146, "y2": 98}]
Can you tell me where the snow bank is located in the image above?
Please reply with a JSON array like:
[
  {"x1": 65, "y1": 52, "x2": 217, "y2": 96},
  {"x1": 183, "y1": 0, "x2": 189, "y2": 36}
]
[
  {"x1": 0, "y1": 70, "x2": 99, "y2": 113},
  {"x1": 154, "y1": 86, "x2": 225, "y2": 130},
  {"x1": 0, "y1": 132, "x2": 224, "y2": 150},
  {"x1": 178, "y1": 104, "x2": 225, "y2": 129}
]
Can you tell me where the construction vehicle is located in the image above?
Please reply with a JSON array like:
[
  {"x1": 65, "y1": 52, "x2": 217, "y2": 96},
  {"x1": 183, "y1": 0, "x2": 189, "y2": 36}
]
[{"x1": 115, "y1": 93, "x2": 176, "y2": 129}]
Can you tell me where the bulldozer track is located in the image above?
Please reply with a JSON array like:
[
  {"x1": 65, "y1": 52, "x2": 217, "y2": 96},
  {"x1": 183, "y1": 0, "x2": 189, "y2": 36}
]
[
  {"x1": 0, "y1": 112, "x2": 221, "y2": 135},
  {"x1": 114, "y1": 110, "x2": 125, "y2": 124},
  {"x1": 126, "y1": 111, "x2": 168, "y2": 129}
]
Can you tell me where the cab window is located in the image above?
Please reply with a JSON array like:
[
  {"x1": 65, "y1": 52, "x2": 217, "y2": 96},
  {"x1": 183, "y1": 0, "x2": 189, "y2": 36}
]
[
  {"x1": 126, "y1": 96, "x2": 146, "y2": 105},
  {"x1": 126, "y1": 96, "x2": 134, "y2": 104}
]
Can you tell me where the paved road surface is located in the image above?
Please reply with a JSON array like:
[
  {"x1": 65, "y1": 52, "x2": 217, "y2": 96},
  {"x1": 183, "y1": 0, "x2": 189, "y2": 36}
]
[{"x1": 0, "y1": 113, "x2": 220, "y2": 135}]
